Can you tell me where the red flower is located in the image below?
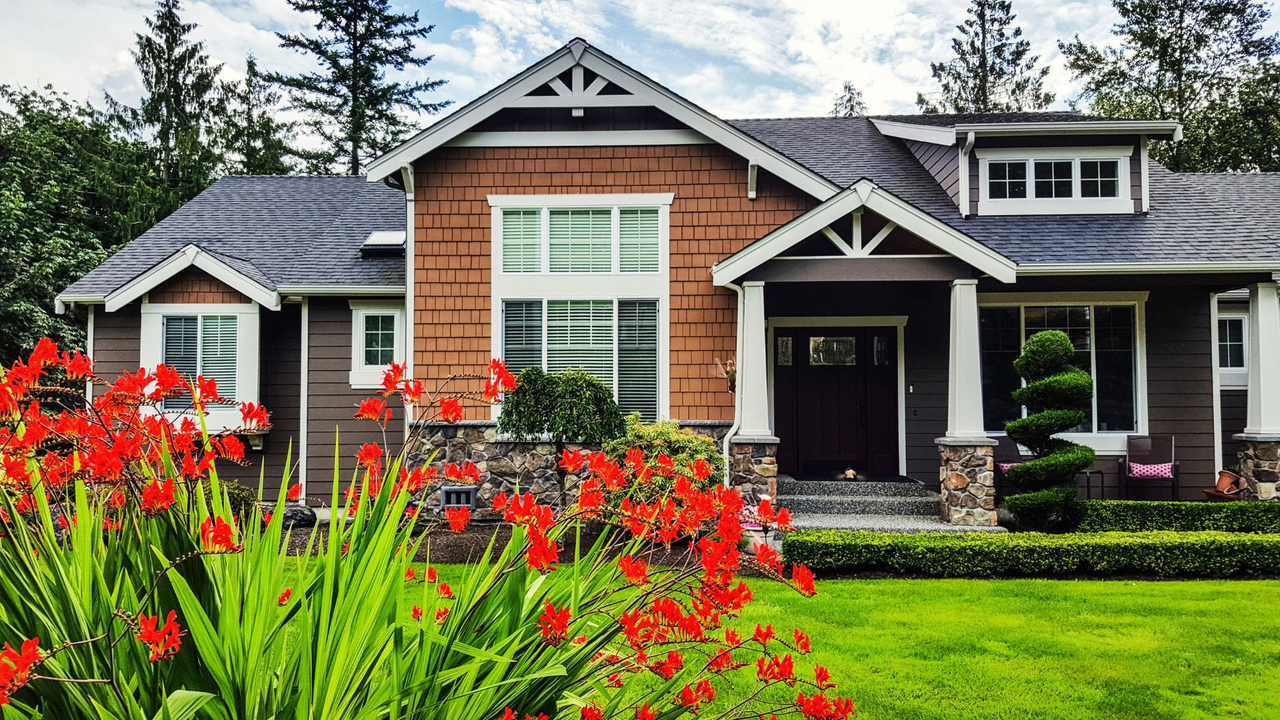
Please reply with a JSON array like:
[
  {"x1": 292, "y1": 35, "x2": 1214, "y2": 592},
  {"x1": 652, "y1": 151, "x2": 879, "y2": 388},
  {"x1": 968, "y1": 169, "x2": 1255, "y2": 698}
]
[
  {"x1": 558, "y1": 448, "x2": 585, "y2": 473},
  {"x1": 490, "y1": 358, "x2": 517, "y2": 391},
  {"x1": 195, "y1": 375, "x2": 224, "y2": 405},
  {"x1": 796, "y1": 691, "x2": 855, "y2": 720},
  {"x1": 411, "y1": 605, "x2": 423, "y2": 622},
  {"x1": 538, "y1": 601, "x2": 571, "y2": 646},
  {"x1": 426, "y1": 566, "x2": 438, "y2": 583},
  {"x1": 679, "y1": 679, "x2": 716, "y2": 712},
  {"x1": 690, "y1": 457, "x2": 713, "y2": 482},
  {"x1": 401, "y1": 379, "x2": 424, "y2": 404},
  {"x1": 525, "y1": 531, "x2": 559, "y2": 573},
  {"x1": 814, "y1": 665, "x2": 835, "y2": 689},
  {"x1": 753, "y1": 623, "x2": 774, "y2": 647},
  {"x1": 793, "y1": 627, "x2": 811, "y2": 654},
  {"x1": 355, "y1": 442, "x2": 383, "y2": 468},
  {"x1": 755, "y1": 543, "x2": 783, "y2": 573},
  {"x1": 756, "y1": 653, "x2": 796, "y2": 684},
  {"x1": 605, "y1": 673, "x2": 623, "y2": 687},
  {"x1": 354, "y1": 397, "x2": 388, "y2": 425},
  {"x1": 437, "y1": 582, "x2": 454, "y2": 599},
  {"x1": 634, "y1": 703, "x2": 655, "y2": 720},
  {"x1": 405, "y1": 568, "x2": 419, "y2": 582},
  {"x1": 217, "y1": 435, "x2": 245, "y2": 462},
  {"x1": 239, "y1": 402, "x2": 271, "y2": 430},
  {"x1": 775, "y1": 506, "x2": 794, "y2": 530},
  {"x1": 439, "y1": 397, "x2": 463, "y2": 423},
  {"x1": 0, "y1": 637, "x2": 40, "y2": 705},
  {"x1": 261, "y1": 512, "x2": 272, "y2": 526},
  {"x1": 792, "y1": 563, "x2": 816, "y2": 597},
  {"x1": 380, "y1": 362, "x2": 406, "y2": 397},
  {"x1": 435, "y1": 607, "x2": 449, "y2": 624},
  {"x1": 109, "y1": 490, "x2": 126, "y2": 509},
  {"x1": 136, "y1": 610, "x2": 183, "y2": 661},
  {"x1": 200, "y1": 517, "x2": 241, "y2": 553},
  {"x1": 445, "y1": 506, "x2": 471, "y2": 533},
  {"x1": 758, "y1": 498, "x2": 776, "y2": 526},
  {"x1": 286, "y1": 483, "x2": 302, "y2": 502},
  {"x1": 580, "y1": 705, "x2": 604, "y2": 720},
  {"x1": 618, "y1": 555, "x2": 650, "y2": 586},
  {"x1": 277, "y1": 588, "x2": 292, "y2": 606}
]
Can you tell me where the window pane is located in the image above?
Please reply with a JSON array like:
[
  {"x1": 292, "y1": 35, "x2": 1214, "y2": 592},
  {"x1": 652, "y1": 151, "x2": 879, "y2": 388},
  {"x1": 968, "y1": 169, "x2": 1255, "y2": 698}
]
[
  {"x1": 200, "y1": 316, "x2": 238, "y2": 402},
  {"x1": 501, "y1": 209, "x2": 542, "y2": 273},
  {"x1": 988, "y1": 162, "x2": 1027, "y2": 199},
  {"x1": 1218, "y1": 318, "x2": 1246, "y2": 369},
  {"x1": 617, "y1": 300, "x2": 658, "y2": 420},
  {"x1": 979, "y1": 307, "x2": 1022, "y2": 431},
  {"x1": 1094, "y1": 306, "x2": 1136, "y2": 431},
  {"x1": 162, "y1": 316, "x2": 198, "y2": 410},
  {"x1": 363, "y1": 314, "x2": 396, "y2": 366},
  {"x1": 619, "y1": 208, "x2": 659, "y2": 273},
  {"x1": 1033, "y1": 160, "x2": 1073, "y2": 198},
  {"x1": 502, "y1": 301, "x2": 543, "y2": 375},
  {"x1": 1081, "y1": 160, "x2": 1120, "y2": 198},
  {"x1": 549, "y1": 208, "x2": 612, "y2": 273},
  {"x1": 546, "y1": 300, "x2": 614, "y2": 385},
  {"x1": 809, "y1": 337, "x2": 856, "y2": 366}
]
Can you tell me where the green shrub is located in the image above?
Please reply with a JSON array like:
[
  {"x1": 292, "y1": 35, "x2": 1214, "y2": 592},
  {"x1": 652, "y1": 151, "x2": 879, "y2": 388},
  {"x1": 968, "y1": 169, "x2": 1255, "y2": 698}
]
[
  {"x1": 1076, "y1": 500, "x2": 1280, "y2": 533},
  {"x1": 1003, "y1": 484, "x2": 1082, "y2": 531},
  {"x1": 782, "y1": 530, "x2": 1280, "y2": 578},
  {"x1": 498, "y1": 367, "x2": 624, "y2": 444},
  {"x1": 205, "y1": 478, "x2": 257, "y2": 516},
  {"x1": 602, "y1": 416, "x2": 724, "y2": 502}
]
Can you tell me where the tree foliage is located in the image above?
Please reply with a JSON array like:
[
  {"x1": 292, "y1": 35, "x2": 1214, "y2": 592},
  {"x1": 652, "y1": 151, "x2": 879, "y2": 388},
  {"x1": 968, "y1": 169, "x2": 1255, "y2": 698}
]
[
  {"x1": 221, "y1": 54, "x2": 297, "y2": 176},
  {"x1": 1060, "y1": 0, "x2": 1280, "y2": 172},
  {"x1": 0, "y1": 86, "x2": 167, "y2": 362},
  {"x1": 268, "y1": 0, "x2": 452, "y2": 175},
  {"x1": 830, "y1": 81, "x2": 868, "y2": 117},
  {"x1": 916, "y1": 0, "x2": 1053, "y2": 113}
]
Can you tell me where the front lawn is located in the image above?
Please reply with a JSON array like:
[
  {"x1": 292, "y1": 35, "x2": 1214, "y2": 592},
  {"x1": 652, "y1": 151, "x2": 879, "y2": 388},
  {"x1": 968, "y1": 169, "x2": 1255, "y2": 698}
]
[{"x1": 720, "y1": 578, "x2": 1280, "y2": 719}]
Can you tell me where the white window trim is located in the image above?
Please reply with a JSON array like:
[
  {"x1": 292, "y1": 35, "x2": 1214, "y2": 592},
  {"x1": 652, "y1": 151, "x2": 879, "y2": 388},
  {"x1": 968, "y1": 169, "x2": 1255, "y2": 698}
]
[
  {"x1": 1218, "y1": 313, "x2": 1249, "y2": 389},
  {"x1": 349, "y1": 300, "x2": 406, "y2": 389},
  {"x1": 140, "y1": 300, "x2": 261, "y2": 431},
  {"x1": 489, "y1": 194, "x2": 671, "y2": 420},
  {"x1": 977, "y1": 291, "x2": 1149, "y2": 455},
  {"x1": 976, "y1": 146, "x2": 1133, "y2": 216}
]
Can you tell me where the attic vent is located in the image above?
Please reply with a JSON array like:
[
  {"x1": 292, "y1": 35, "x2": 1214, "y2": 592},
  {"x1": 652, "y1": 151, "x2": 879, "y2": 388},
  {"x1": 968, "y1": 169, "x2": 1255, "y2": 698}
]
[{"x1": 361, "y1": 231, "x2": 406, "y2": 256}]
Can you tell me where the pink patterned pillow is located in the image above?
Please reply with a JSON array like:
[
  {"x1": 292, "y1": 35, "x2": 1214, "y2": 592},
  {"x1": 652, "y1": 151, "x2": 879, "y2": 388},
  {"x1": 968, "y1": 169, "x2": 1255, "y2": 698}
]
[
  {"x1": 1129, "y1": 462, "x2": 1174, "y2": 479},
  {"x1": 997, "y1": 462, "x2": 1019, "y2": 473}
]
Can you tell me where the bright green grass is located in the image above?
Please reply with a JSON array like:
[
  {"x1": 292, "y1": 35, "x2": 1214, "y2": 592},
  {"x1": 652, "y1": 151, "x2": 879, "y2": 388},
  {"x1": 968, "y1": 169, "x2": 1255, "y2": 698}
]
[{"x1": 718, "y1": 578, "x2": 1280, "y2": 720}]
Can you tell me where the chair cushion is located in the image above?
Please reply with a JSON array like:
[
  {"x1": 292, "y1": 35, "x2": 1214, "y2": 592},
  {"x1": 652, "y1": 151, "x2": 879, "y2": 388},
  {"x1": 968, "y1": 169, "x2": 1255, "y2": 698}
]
[
  {"x1": 997, "y1": 462, "x2": 1019, "y2": 474},
  {"x1": 1129, "y1": 462, "x2": 1174, "y2": 479}
]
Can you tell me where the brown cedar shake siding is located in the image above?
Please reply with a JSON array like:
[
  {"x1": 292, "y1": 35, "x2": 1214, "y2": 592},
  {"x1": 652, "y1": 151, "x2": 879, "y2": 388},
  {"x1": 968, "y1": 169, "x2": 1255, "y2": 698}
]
[
  {"x1": 411, "y1": 144, "x2": 816, "y2": 422},
  {"x1": 149, "y1": 267, "x2": 251, "y2": 304}
]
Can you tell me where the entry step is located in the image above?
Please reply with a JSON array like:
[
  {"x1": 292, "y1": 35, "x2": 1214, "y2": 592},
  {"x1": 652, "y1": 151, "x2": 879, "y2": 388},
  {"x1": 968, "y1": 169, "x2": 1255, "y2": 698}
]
[
  {"x1": 775, "y1": 477, "x2": 931, "y2": 498},
  {"x1": 787, "y1": 513, "x2": 1008, "y2": 534},
  {"x1": 780, "y1": 494, "x2": 940, "y2": 516}
]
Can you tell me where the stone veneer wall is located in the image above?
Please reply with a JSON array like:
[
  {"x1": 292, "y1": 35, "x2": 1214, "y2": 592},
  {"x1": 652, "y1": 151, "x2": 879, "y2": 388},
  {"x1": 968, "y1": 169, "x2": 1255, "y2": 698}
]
[
  {"x1": 407, "y1": 421, "x2": 733, "y2": 517},
  {"x1": 729, "y1": 442, "x2": 778, "y2": 502},
  {"x1": 938, "y1": 443, "x2": 998, "y2": 526},
  {"x1": 1237, "y1": 440, "x2": 1280, "y2": 501}
]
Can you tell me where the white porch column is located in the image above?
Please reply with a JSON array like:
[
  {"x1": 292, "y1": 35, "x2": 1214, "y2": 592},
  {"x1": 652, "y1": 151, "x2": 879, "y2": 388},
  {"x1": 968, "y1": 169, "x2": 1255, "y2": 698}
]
[
  {"x1": 1244, "y1": 282, "x2": 1280, "y2": 436},
  {"x1": 736, "y1": 281, "x2": 776, "y2": 440},
  {"x1": 943, "y1": 278, "x2": 990, "y2": 441}
]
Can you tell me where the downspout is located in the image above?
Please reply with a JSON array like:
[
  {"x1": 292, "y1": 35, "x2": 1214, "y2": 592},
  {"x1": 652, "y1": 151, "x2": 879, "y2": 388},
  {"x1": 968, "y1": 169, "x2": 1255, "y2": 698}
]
[{"x1": 722, "y1": 282, "x2": 746, "y2": 488}]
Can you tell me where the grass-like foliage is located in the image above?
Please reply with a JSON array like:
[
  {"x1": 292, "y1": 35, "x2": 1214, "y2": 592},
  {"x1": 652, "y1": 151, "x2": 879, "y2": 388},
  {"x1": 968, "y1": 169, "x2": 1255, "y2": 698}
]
[{"x1": 0, "y1": 339, "x2": 842, "y2": 719}]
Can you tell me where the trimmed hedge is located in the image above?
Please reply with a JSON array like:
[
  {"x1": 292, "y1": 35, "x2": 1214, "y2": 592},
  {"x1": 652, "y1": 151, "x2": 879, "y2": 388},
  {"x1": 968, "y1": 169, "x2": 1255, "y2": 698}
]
[
  {"x1": 782, "y1": 530, "x2": 1280, "y2": 578},
  {"x1": 1076, "y1": 500, "x2": 1280, "y2": 533}
]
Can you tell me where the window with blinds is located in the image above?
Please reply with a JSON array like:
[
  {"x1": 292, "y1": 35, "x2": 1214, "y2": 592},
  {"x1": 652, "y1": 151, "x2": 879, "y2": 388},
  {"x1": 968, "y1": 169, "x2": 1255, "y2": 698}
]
[
  {"x1": 549, "y1": 209, "x2": 613, "y2": 273},
  {"x1": 546, "y1": 300, "x2": 615, "y2": 381},
  {"x1": 501, "y1": 209, "x2": 541, "y2": 273},
  {"x1": 162, "y1": 315, "x2": 237, "y2": 410},
  {"x1": 502, "y1": 301, "x2": 543, "y2": 375},
  {"x1": 617, "y1": 300, "x2": 658, "y2": 419},
  {"x1": 619, "y1": 208, "x2": 659, "y2": 273}
]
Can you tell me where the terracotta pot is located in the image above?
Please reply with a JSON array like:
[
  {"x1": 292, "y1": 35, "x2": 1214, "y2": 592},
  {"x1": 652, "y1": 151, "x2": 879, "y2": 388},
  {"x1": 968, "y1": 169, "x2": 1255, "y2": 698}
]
[{"x1": 1216, "y1": 469, "x2": 1243, "y2": 494}]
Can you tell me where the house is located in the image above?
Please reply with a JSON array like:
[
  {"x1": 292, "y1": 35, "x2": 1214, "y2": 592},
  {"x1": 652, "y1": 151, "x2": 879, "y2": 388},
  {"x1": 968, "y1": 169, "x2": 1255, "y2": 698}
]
[{"x1": 58, "y1": 40, "x2": 1280, "y2": 526}]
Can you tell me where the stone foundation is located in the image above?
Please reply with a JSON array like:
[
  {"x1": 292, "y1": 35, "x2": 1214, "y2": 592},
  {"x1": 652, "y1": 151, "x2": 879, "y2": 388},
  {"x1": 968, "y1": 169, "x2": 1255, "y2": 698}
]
[
  {"x1": 729, "y1": 440, "x2": 778, "y2": 502},
  {"x1": 937, "y1": 442, "x2": 998, "y2": 526},
  {"x1": 1237, "y1": 439, "x2": 1280, "y2": 501}
]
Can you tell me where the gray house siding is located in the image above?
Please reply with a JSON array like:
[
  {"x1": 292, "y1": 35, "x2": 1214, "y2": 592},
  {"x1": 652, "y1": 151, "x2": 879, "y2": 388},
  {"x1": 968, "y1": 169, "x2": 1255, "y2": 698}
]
[
  {"x1": 90, "y1": 303, "x2": 141, "y2": 393},
  {"x1": 904, "y1": 140, "x2": 960, "y2": 207},
  {"x1": 1222, "y1": 389, "x2": 1247, "y2": 469}
]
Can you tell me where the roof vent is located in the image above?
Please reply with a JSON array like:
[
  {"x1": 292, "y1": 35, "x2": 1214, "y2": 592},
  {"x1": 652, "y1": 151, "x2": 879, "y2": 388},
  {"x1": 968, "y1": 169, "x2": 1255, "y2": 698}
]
[{"x1": 361, "y1": 231, "x2": 406, "y2": 256}]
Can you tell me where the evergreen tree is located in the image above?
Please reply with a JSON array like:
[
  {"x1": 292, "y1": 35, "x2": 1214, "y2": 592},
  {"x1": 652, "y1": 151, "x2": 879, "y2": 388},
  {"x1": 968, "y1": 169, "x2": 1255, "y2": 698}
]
[
  {"x1": 916, "y1": 0, "x2": 1053, "y2": 113},
  {"x1": 107, "y1": 0, "x2": 225, "y2": 204},
  {"x1": 1060, "y1": 0, "x2": 1279, "y2": 172},
  {"x1": 222, "y1": 54, "x2": 296, "y2": 175},
  {"x1": 830, "y1": 81, "x2": 868, "y2": 117},
  {"x1": 269, "y1": 0, "x2": 451, "y2": 175}
]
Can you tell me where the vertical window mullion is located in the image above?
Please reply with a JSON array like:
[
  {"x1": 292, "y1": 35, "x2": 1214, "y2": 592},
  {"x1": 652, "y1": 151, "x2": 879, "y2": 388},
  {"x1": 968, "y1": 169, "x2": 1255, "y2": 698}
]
[
  {"x1": 613, "y1": 299, "x2": 620, "y2": 403},
  {"x1": 541, "y1": 207, "x2": 550, "y2": 275},
  {"x1": 541, "y1": 299, "x2": 548, "y2": 371},
  {"x1": 1089, "y1": 305, "x2": 1098, "y2": 433}
]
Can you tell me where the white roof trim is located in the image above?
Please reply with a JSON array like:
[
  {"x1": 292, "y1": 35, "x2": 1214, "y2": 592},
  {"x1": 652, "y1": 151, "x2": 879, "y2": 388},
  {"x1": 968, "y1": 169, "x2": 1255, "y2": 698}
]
[
  {"x1": 869, "y1": 119, "x2": 956, "y2": 146},
  {"x1": 954, "y1": 120, "x2": 1183, "y2": 141},
  {"x1": 711, "y1": 179, "x2": 1018, "y2": 285},
  {"x1": 276, "y1": 285, "x2": 405, "y2": 296},
  {"x1": 1017, "y1": 262, "x2": 1280, "y2": 275},
  {"x1": 365, "y1": 41, "x2": 840, "y2": 200},
  {"x1": 103, "y1": 244, "x2": 281, "y2": 312}
]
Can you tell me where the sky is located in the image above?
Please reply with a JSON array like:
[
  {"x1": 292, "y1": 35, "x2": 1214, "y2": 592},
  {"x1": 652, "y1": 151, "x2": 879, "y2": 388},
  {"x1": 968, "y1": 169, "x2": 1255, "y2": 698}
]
[{"x1": 4, "y1": 0, "x2": 1278, "y2": 125}]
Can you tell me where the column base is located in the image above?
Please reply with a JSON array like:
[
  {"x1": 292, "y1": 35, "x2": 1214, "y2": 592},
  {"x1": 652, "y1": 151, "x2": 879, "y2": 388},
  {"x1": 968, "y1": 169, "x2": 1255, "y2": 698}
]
[
  {"x1": 729, "y1": 437, "x2": 778, "y2": 503},
  {"x1": 1234, "y1": 436, "x2": 1280, "y2": 501},
  {"x1": 937, "y1": 441, "x2": 998, "y2": 526}
]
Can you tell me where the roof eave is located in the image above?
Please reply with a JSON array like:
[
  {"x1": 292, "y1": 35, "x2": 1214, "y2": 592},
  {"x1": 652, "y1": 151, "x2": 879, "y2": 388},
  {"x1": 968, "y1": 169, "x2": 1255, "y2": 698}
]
[{"x1": 953, "y1": 120, "x2": 1183, "y2": 142}]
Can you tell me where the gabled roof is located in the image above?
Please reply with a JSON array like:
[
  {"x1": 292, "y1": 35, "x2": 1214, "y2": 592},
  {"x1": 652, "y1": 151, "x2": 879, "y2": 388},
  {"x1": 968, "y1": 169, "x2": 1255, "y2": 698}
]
[
  {"x1": 364, "y1": 39, "x2": 840, "y2": 200},
  {"x1": 58, "y1": 176, "x2": 405, "y2": 309}
]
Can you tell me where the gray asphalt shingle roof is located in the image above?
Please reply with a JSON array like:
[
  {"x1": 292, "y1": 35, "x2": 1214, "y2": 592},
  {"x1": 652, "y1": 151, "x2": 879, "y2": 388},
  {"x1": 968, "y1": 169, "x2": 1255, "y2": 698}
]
[
  {"x1": 62, "y1": 175, "x2": 404, "y2": 298},
  {"x1": 728, "y1": 116, "x2": 1280, "y2": 265}
]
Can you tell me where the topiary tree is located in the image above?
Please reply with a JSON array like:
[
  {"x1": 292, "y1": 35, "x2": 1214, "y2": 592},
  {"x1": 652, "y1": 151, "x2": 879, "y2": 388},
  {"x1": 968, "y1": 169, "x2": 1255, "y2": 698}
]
[{"x1": 1003, "y1": 330, "x2": 1094, "y2": 530}]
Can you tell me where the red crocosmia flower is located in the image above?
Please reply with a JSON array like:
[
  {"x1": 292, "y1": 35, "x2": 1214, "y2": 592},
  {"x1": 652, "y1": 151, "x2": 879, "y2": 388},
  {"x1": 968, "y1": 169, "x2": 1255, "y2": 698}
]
[
  {"x1": 140, "y1": 478, "x2": 175, "y2": 515},
  {"x1": 525, "y1": 531, "x2": 559, "y2": 573},
  {"x1": 136, "y1": 610, "x2": 183, "y2": 661},
  {"x1": 195, "y1": 375, "x2": 223, "y2": 405},
  {"x1": 491, "y1": 493, "x2": 508, "y2": 512},
  {"x1": 538, "y1": 601, "x2": 571, "y2": 646},
  {"x1": 753, "y1": 623, "x2": 774, "y2": 647},
  {"x1": 758, "y1": 498, "x2": 776, "y2": 526},
  {"x1": 217, "y1": 435, "x2": 245, "y2": 462},
  {"x1": 580, "y1": 705, "x2": 604, "y2": 720},
  {"x1": 605, "y1": 673, "x2": 624, "y2": 688},
  {"x1": 650, "y1": 650, "x2": 684, "y2": 680},
  {"x1": 634, "y1": 703, "x2": 655, "y2": 720},
  {"x1": 437, "y1": 582, "x2": 454, "y2": 599},
  {"x1": 690, "y1": 458, "x2": 713, "y2": 482},
  {"x1": 426, "y1": 566, "x2": 438, "y2": 583},
  {"x1": 756, "y1": 653, "x2": 796, "y2": 684},
  {"x1": 400, "y1": 379, "x2": 424, "y2": 404},
  {"x1": 655, "y1": 453, "x2": 675, "y2": 476},
  {"x1": 793, "y1": 628, "x2": 811, "y2": 654},
  {"x1": 200, "y1": 517, "x2": 241, "y2": 553},
  {"x1": 435, "y1": 607, "x2": 449, "y2": 624},
  {"x1": 792, "y1": 563, "x2": 816, "y2": 597},
  {"x1": 775, "y1": 507, "x2": 794, "y2": 530},
  {"x1": 354, "y1": 397, "x2": 388, "y2": 425},
  {"x1": 755, "y1": 543, "x2": 783, "y2": 573},
  {"x1": 482, "y1": 377, "x2": 502, "y2": 403},
  {"x1": 261, "y1": 512, "x2": 272, "y2": 526},
  {"x1": 405, "y1": 568, "x2": 419, "y2": 582},
  {"x1": 103, "y1": 518, "x2": 122, "y2": 531},
  {"x1": 286, "y1": 483, "x2": 302, "y2": 502},
  {"x1": 558, "y1": 448, "x2": 585, "y2": 473},
  {"x1": 814, "y1": 664, "x2": 835, "y2": 689},
  {"x1": 489, "y1": 358, "x2": 517, "y2": 391},
  {"x1": 239, "y1": 402, "x2": 270, "y2": 430},
  {"x1": 679, "y1": 680, "x2": 716, "y2": 713},
  {"x1": 28, "y1": 338, "x2": 59, "y2": 367},
  {"x1": 725, "y1": 628, "x2": 742, "y2": 645},
  {"x1": 61, "y1": 350, "x2": 93, "y2": 380},
  {"x1": 109, "y1": 490, "x2": 126, "y2": 509},
  {"x1": 0, "y1": 637, "x2": 41, "y2": 704},
  {"x1": 277, "y1": 588, "x2": 292, "y2": 606},
  {"x1": 618, "y1": 555, "x2": 650, "y2": 586},
  {"x1": 796, "y1": 691, "x2": 855, "y2": 720},
  {"x1": 439, "y1": 397, "x2": 463, "y2": 423},
  {"x1": 380, "y1": 362, "x2": 406, "y2": 397},
  {"x1": 354, "y1": 442, "x2": 383, "y2": 468},
  {"x1": 445, "y1": 506, "x2": 471, "y2": 533},
  {"x1": 411, "y1": 605, "x2": 423, "y2": 622}
]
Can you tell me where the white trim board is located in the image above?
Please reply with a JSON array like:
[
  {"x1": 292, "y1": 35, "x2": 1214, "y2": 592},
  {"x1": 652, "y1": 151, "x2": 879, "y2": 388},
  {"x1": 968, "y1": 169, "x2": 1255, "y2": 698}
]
[
  {"x1": 348, "y1": 299, "x2": 407, "y2": 389},
  {"x1": 976, "y1": 150, "x2": 1133, "y2": 216},
  {"x1": 1210, "y1": 293, "x2": 1224, "y2": 474},
  {"x1": 1217, "y1": 311, "x2": 1250, "y2": 390},
  {"x1": 106, "y1": 245, "x2": 280, "y2": 312},
  {"x1": 488, "y1": 193, "x2": 674, "y2": 208},
  {"x1": 445, "y1": 130, "x2": 712, "y2": 147}
]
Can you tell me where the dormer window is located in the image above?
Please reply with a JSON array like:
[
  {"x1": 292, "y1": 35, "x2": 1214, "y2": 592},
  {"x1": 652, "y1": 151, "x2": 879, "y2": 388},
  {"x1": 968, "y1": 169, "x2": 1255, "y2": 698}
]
[{"x1": 977, "y1": 147, "x2": 1133, "y2": 215}]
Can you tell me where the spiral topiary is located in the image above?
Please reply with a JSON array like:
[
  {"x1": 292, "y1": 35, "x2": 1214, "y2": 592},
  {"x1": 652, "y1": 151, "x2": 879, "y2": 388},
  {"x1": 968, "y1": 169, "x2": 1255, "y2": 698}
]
[{"x1": 1004, "y1": 330, "x2": 1095, "y2": 530}]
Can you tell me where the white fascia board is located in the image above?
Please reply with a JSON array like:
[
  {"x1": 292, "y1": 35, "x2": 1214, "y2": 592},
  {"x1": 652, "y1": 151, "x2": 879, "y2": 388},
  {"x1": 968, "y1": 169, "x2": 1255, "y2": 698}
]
[
  {"x1": 445, "y1": 130, "x2": 712, "y2": 147},
  {"x1": 488, "y1": 193, "x2": 674, "y2": 207},
  {"x1": 870, "y1": 119, "x2": 956, "y2": 146},
  {"x1": 54, "y1": 294, "x2": 103, "y2": 314},
  {"x1": 276, "y1": 285, "x2": 406, "y2": 295},
  {"x1": 956, "y1": 120, "x2": 1182, "y2": 141},
  {"x1": 1017, "y1": 262, "x2": 1280, "y2": 276},
  {"x1": 103, "y1": 245, "x2": 281, "y2": 312}
]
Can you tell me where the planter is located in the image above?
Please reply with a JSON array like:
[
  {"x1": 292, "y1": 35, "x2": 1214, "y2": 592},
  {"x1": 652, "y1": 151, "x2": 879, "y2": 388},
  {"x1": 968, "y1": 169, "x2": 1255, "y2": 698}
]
[
  {"x1": 743, "y1": 526, "x2": 779, "y2": 554},
  {"x1": 1216, "y1": 469, "x2": 1243, "y2": 494}
]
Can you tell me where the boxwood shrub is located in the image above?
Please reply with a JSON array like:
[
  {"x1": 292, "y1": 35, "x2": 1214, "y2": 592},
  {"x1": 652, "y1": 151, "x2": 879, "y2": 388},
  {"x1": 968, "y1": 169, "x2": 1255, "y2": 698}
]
[
  {"x1": 782, "y1": 530, "x2": 1280, "y2": 578},
  {"x1": 1075, "y1": 500, "x2": 1280, "y2": 533}
]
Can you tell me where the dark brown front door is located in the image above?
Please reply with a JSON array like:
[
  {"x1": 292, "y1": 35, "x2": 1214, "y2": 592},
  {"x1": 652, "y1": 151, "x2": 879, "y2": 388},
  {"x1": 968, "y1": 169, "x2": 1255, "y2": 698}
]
[{"x1": 774, "y1": 327, "x2": 899, "y2": 477}]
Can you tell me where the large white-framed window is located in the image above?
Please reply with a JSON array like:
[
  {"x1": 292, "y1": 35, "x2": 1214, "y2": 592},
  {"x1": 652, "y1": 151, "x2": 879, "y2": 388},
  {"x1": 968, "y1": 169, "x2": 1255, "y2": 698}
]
[
  {"x1": 140, "y1": 300, "x2": 260, "y2": 429},
  {"x1": 489, "y1": 194, "x2": 672, "y2": 420},
  {"x1": 349, "y1": 300, "x2": 406, "y2": 389},
  {"x1": 977, "y1": 147, "x2": 1133, "y2": 215},
  {"x1": 977, "y1": 292, "x2": 1149, "y2": 454},
  {"x1": 1218, "y1": 314, "x2": 1249, "y2": 389}
]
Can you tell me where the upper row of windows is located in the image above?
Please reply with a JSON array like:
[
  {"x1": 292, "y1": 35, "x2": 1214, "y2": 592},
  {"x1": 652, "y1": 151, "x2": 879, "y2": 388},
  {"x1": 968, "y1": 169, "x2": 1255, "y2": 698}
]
[
  {"x1": 988, "y1": 159, "x2": 1122, "y2": 200},
  {"x1": 501, "y1": 206, "x2": 660, "y2": 274}
]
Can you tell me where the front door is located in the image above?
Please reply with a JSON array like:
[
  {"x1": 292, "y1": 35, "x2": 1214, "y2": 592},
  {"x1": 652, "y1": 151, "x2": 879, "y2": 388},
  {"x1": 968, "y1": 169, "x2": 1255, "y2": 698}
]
[{"x1": 773, "y1": 327, "x2": 899, "y2": 478}]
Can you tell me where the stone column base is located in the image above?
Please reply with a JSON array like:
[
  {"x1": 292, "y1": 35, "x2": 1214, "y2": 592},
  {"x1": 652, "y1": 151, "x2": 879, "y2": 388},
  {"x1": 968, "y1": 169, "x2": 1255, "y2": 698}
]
[
  {"x1": 936, "y1": 439, "x2": 998, "y2": 526},
  {"x1": 1236, "y1": 437, "x2": 1280, "y2": 500},
  {"x1": 729, "y1": 438, "x2": 778, "y2": 503}
]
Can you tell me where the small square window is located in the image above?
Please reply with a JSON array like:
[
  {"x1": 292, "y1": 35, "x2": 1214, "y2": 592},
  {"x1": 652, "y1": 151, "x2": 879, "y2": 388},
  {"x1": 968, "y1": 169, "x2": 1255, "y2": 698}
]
[
  {"x1": 810, "y1": 337, "x2": 856, "y2": 366},
  {"x1": 363, "y1": 314, "x2": 397, "y2": 367},
  {"x1": 1081, "y1": 160, "x2": 1120, "y2": 198},
  {"x1": 988, "y1": 161, "x2": 1027, "y2": 199},
  {"x1": 1034, "y1": 161, "x2": 1073, "y2": 198},
  {"x1": 1219, "y1": 318, "x2": 1246, "y2": 369}
]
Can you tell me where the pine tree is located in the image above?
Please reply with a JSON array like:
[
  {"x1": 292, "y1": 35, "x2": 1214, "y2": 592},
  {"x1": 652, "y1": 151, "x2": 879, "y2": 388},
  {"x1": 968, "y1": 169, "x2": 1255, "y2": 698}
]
[
  {"x1": 1060, "y1": 0, "x2": 1279, "y2": 172},
  {"x1": 269, "y1": 0, "x2": 451, "y2": 175},
  {"x1": 222, "y1": 55, "x2": 296, "y2": 175},
  {"x1": 830, "y1": 81, "x2": 868, "y2": 117},
  {"x1": 916, "y1": 0, "x2": 1053, "y2": 113},
  {"x1": 106, "y1": 0, "x2": 224, "y2": 203}
]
